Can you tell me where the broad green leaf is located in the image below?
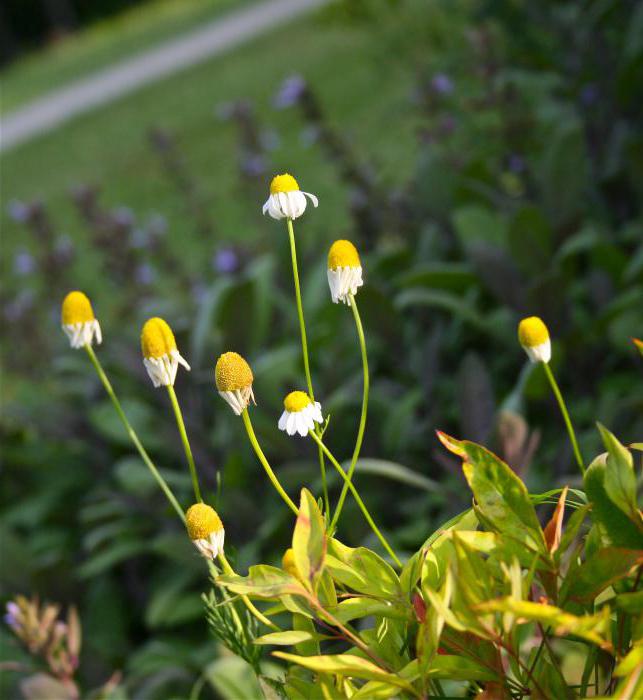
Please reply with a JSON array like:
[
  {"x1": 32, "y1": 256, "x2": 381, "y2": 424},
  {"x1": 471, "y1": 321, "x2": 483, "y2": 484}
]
[
  {"x1": 615, "y1": 590, "x2": 643, "y2": 614},
  {"x1": 326, "y1": 597, "x2": 408, "y2": 624},
  {"x1": 560, "y1": 548, "x2": 643, "y2": 605},
  {"x1": 478, "y1": 598, "x2": 610, "y2": 646},
  {"x1": 584, "y1": 454, "x2": 643, "y2": 549},
  {"x1": 326, "y1": 539, "x2": 401, "y2": 598},
  {"x1": 292, "y1": 613, "x2": 319, "y2": 657},
  {"x1": 205, "y1": 656, "x2": 263, "y2": 700},
  {"x1": 272, "y1": 652, "x2": 415, "y2": 693},
  {"x1": 292, "y1": 488, "x2": 326, "y2": 592},
  {"x1": 437, "y1": 432, "x2": 546, "y2": 553},
  {"x1": 254, "y1": 630, "x2": 327, "y2": 646},
  {"x1": 598, "y1": 424, "x2": 641, "y2": 524},
  {"x1": 615, "y1": 646, "x2": 643, "y2": 677},
  {"x1": 218, "y1": 565, "x2": 306, "y2": 599}
]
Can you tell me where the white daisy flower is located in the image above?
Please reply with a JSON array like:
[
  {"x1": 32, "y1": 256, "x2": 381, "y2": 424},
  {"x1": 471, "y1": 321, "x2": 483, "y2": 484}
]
[
  {"x1": 278, "y1": 391, "x2": 323, "y2": 437},
  {"x1": 518, "y1": 316, "x2": 551, "y2": 363},
  {"x1": 186, "y1": 503, "x2": 225, "y2": 560},
  {"x1": 140, "y1": 317, "x2": 190, "y2": 387},
  {"x1": 262, "y1": 173, "x2": 318, "y2": 220},
  {"x1": 215, "y1": 351, "x2": 256, "y2": 415},
  {"x1": 327, "y1": 239, "x2": 363, "y2": 305},
  {"x1": 61, "y1": 291, "x2": 102, "y2": 348}
]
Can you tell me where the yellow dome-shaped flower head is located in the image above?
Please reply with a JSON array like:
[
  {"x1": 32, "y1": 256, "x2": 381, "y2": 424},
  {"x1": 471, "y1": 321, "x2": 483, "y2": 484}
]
[
  {"x1": 327, "y1": 240, "x2": 363, "y2": 305},
  {"x1": 518, "y1": 316, "x2": 551, "y2": 363},
  {"x1": 215, "y1": 352, "x2": 255, "y2": 415},
  {"x1": 140, "y1": 317, "x2": 190, "y2": 388},
  {"x1": 278, "y1": 390, "x2": 323, "y2": 438},
  {"x1": 61, "y1": 291, "x2": 102, "y2": 348},
  {"x1": 262, "y1": 172, "x2": 318, "y2": 220},
  {"x1": 186, "y1": 503, "x2": 225, "y2": 559}
]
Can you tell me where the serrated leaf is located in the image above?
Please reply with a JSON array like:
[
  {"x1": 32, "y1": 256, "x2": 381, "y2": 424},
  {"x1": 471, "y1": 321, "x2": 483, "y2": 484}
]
[
  {"x1": 598, "y1": 424, "x2": 640, "y2": 523},
  {"x1": 326, "y1": 539, "x2": 401, "y2": 598},
  {"x1": 560, "y1": 548, "x2": 643, "y2": 605},
  {"x1": 584, "y1": 454, "x2": 643, "y2": 549},
  {"x1": 437, "y1": 433, "x2": 546, "y2": 553},
  {"x1": 292, "y1": 488, "x2": 326, "y2": 592},
  {"x1": 477, "y1": 598, "x2": 610, "y2": 647},
  {"x1": 272, "y1": 652, "x2": 415, "y2": 693},
  {"x1": 218, "y1": 565, "x2": 306, "y2": 599}
]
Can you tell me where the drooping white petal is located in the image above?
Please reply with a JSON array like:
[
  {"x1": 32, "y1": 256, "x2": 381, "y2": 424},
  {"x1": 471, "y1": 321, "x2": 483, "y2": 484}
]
[
  {"x1": 63, "y1": 319, "x2": 102, "y2": 349},
  {"x1": 278, "y1": 410, "x2": 289, "y2": 430},
  {"x1": 327, "y1": 266, "x2": 363, "y2": 305},
  {"x1": 523, "y1": 339, "x2": 551, "y2": 364}
]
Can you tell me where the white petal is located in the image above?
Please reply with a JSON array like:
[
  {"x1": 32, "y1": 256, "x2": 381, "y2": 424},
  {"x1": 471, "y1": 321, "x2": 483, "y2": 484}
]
[
  {"x1": 278, "y1": 410, "x2": 289, "y2": 431},
  {"x1": 296, "y1": 414, "x2": 310, "y2": 437},
  {"x1": 286, "y1": 412, "x2": 298, "y2": 435},
  {"x1": 303, "y1": 192, "x2": 318, "y2": 208}
]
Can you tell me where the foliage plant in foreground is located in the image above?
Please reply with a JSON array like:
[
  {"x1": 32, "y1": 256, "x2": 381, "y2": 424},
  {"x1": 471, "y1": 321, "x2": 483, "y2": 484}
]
[{"x1": 6, "y1": 173, "x2": 643, "y2": 699}]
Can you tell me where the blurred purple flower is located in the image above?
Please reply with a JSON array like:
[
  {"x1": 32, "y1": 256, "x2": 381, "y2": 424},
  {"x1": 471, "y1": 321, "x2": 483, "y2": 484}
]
[
  {"x1": 4, "y1": 290, "x2": 35, "y2": 322},
  {"x1": 130, "y1": 228, "x2": 150, "y2": 249},
  {"x1": 580, "y1": 83, "x2": 599, "y2": 106},
  {"x1": 508, "y1": 154, "x2": 526, "y2": 173},
  {"x1": 147, "y1": 213, "x2": 168, "y2": 237},
  {"x1": 13, "y1": 249, "x2": 36, "y2": 276},
  {"x1": 213, "y1": 247, "x2": 239, "y2": 274},
  {"x1": 300, "y1": 125, "x2": 320, "y2": 148},
  {"x1": 259, "y1": 129, "x2": 280, "y2": 152},
  {"x1": 274, "y1": 75, "x2": 307, "y2": 109},
  {"x1": 7, "y1": 200, "x2": 30, "y2": 223},
  {"x1": 135, "y1": 263, "x2": 155, "y2": 285},
  {"x1": 113, "y1": 207, "x2": 134, "y2": 228},
  {"x1": 55, "y1": 235, "x2": 74, "y2": 260},
  {"x1": 241, "y1": 154, "x2": 267, "y2": 178},
  {"x1": 431, "y1": 73, "x2": 454, "y2": 95},
  {"x1": 4, "y1": 602, "x2": 20, "y2": 630}
]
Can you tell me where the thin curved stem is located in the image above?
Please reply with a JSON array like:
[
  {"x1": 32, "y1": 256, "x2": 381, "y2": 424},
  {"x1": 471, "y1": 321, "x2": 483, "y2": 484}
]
[
  {"x1": 166, "y1": 385, "x2": 202, "y2": 502},
  {"x1": 218, "y1": 552, "x2": 281, "y2": 631},
  {"x1": 84, "y1": 345, "x2": 185, "y2": 522},
  {"x1": 542, "y1": 362, "x2": 585, "y2": 475},
  {"x1": 308, "y1": 431, "x2": 401, "y2": 568},
  {"x1": 287, "y1": 218, "x2": 330, "y2": 518},
  {"x1": 241, "y1": 409, "x2": 298, "y2": 515},
  {"x1": 331, "y1": 294, "x2": 369, "y2": 531}
]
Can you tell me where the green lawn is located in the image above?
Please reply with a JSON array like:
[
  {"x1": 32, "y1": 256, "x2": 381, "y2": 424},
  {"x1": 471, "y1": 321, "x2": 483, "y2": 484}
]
[
  {"x1": 1, "y1": 6, "x2": 423, "y2": 287},
  {"x1": 0, "y1": 0, "x2": 251, "y2": 114}
]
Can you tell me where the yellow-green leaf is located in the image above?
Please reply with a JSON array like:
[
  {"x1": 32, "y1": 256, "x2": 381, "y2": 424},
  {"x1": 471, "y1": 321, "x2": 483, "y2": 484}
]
[
  {"x1": 218, "y1": 565, "x2": 305, "y2": 599},
  {"x1": 292, "y1": 488, "x2": 327, "y2": 592},
  {"x1": 254, "y1": 630, "x2": 327, "y2": 646},
  {"x1": 272, "y1": 652, "x2": 415, "y2": 693}
]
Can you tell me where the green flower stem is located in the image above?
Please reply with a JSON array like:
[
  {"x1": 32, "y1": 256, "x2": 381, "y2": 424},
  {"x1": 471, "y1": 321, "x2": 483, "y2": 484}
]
[
  {"x1": 218, "y1": 552, "x2": 281, "y2": 631},
  {"x1": 166, "y1": 385, "x2": 202, "y2": 503},
  {"x1": 308, "y1": 430, "x2": 401, "y2": 568},
  {"x1": 241, "y1": 409, "x2": 298, "y2": 515},
  {"x1": 331, "y1": 293, "x2": 369, "y2": 531},
  {"x1": 286, "y1": 218, "x2": 330, "y2": 518},
  {"x1": 542, "y1": 362, "x2": 585, "y2": 475},
  {"x1": 84, "y1": 345, "x2": 185, "y2": 522}
]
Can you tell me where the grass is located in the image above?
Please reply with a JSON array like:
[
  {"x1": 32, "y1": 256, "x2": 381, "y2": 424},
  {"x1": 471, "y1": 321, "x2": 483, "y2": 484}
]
[
  {"x1": 1, "y1": 6, "x2": 422, "y2": 288},
  {"x1": 0, "y1": 0, "x2": 252, "y2": 114}
]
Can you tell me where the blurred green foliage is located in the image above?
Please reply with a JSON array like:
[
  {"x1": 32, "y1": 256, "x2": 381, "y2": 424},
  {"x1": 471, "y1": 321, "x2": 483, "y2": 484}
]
[{"x1": 1, "y1": 0, "x2": 642, "y2": 696}]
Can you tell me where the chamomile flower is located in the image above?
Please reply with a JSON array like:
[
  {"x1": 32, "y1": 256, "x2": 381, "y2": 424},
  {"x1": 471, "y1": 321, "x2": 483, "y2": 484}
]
[
  {"x1": 186, "y1": 503, "x2": 225, "y2": 559},
  {"x1": 262, "y1": 173, "x2": 318, "y2": 220},
  {"x1": 518, "y1": 316, "x2": 551, "y2": 363},
  {"x1": 140, "y1": 317, "x2": 190, "y2": 387},
  {"x1": 61, "y1": 291, "x2": 102, "y2": 349},
  {"x1": 278, "y1": 391, "x2": 323, "y2": 437},
  {"x1": 215, "y1": 352, "x2": 256, "y2": 415},
  {"x1": 327, "y1": 239, "x2": 364, "y2": 305}
]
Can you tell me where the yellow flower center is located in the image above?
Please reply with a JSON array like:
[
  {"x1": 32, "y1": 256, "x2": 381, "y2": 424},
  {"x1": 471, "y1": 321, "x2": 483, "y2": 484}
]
[
  {"x1": 328, "y1": 240, "x2": 361, "y2": 270},
  {"x1": 141, "y1": 317, "x2": 177, "y2": 359},
  {"x1": 270, "y1": 173, "x2": 299, "y2": 194},
  {"x1": 518, "y1": 316, "x2": 549, "y2": 348},
  {"x1": 186, "y1": 503, "x2": 223, "y2": 540},
  {"x1": 284, "y1": 390, "x2": 311, "y2": 413},
  {"x1": 61, "y1": 291, "x2": 95, "y2": 325},
  {"x1": 282, "y1": 548, "x2": 299, "y2": 578},
  {"x1": 215, "y1": 352, "x2": 254, "y2": 391}
]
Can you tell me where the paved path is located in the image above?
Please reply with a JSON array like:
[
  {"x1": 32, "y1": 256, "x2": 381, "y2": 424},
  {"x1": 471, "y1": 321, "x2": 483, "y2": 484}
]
[{"x1": 0, "y1": 0, "x2": 328, "y2": 153}]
